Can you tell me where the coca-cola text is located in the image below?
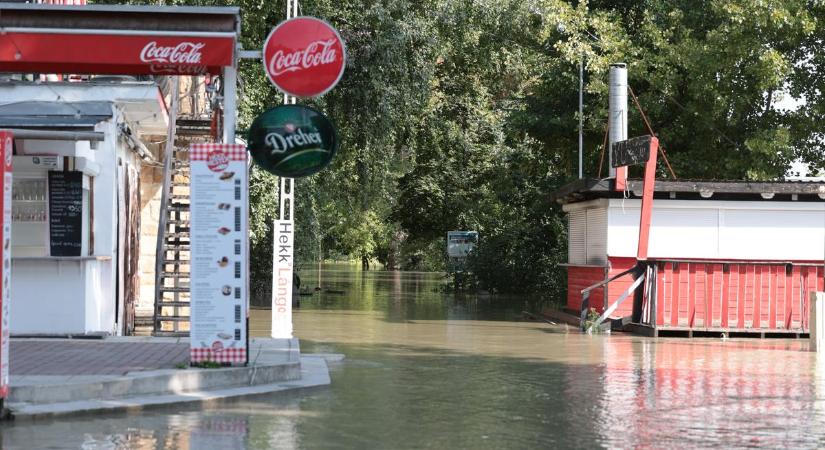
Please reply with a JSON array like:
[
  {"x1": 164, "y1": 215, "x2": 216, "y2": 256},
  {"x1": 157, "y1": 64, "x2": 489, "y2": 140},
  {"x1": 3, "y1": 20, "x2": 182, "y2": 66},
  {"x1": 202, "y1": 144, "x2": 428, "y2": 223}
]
[
  {"x1": 140, "y1": 41, "x2": 205, "y2": 65},
  {"x1": 268, "y1": 39, "x2": 338, "y2": 77}
]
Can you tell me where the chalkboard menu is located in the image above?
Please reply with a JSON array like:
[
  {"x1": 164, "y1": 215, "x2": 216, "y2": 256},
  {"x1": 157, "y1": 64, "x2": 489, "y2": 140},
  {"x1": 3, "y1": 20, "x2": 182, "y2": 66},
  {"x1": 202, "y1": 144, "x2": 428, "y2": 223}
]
[
  {"x1": 48, "y1": 171, "x2": 83, "y2": 257},
  {"x1": 611, "y1": 135, "x2": 652, "y2": 168}
]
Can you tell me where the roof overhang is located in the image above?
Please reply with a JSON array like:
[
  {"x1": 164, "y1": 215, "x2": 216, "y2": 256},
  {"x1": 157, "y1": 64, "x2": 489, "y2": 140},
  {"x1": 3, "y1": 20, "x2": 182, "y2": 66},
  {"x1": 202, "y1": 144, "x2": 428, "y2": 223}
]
[
  {"x1": 0, "y1": 81, "x2": 169, "y2": 136},
  {"x1": 0, "y1": 3, "x2": 240, "y2": 75},
  {"x1": 553, "y1": 178, "x2": 825, "y2": 204}
]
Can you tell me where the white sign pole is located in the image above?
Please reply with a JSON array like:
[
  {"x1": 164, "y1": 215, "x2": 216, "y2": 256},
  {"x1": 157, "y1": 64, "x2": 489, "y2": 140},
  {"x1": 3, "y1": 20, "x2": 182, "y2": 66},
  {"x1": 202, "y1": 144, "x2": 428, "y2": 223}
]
[
  {"x1": 272, "y1": 179, "x2": 294, "y2": 338},
  {"x1": 271, "y1": 0, "x2": 298, "y2": 339}
]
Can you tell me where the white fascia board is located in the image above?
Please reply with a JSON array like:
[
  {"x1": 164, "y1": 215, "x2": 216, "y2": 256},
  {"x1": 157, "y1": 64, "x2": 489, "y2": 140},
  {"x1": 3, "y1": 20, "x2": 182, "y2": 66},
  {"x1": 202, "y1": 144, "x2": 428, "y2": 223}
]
[{"x1": 607, "y1": 198, "x2": 825, "y2": 212}]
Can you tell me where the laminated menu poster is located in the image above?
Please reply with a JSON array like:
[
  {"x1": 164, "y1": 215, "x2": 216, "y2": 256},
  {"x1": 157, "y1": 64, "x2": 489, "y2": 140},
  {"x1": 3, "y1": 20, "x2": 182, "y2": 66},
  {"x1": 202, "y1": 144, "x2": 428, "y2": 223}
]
[
  {"x1": 190, "y1": 144, "x2": 248, "y2": 364},
  {"x1": 0, "y1": 131, "x2": 11, "y2": 399}
]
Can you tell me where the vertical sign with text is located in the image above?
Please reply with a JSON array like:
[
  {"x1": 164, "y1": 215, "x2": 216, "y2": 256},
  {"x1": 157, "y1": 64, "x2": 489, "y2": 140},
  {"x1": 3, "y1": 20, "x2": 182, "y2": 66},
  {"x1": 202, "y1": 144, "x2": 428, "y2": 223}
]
[
  {"x1": 190, "y1": 144, "x2": 248, "y2": 364},
  {"x1": 0, "y1": 131, "x2": 12, "y2": 400},
  {"x1": 272, "y1": 220, "x2": 293, "y2": 338}
]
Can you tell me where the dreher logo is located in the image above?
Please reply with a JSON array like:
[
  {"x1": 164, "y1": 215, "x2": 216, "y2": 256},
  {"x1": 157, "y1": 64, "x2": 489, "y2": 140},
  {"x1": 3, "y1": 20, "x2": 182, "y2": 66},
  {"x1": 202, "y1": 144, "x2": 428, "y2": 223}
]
[
  {"x1": 265, "y1": 127, "x2": 324, "y2": 155},
  {"x1": 207, "y1": 150, "x2": 230, "y2": 172},
  {"x1": 140, "y1": 41, "x2": 205, "y2": 65},
  {"x1": 268, "y1": 39, "x2": 338, "y2": 77}
]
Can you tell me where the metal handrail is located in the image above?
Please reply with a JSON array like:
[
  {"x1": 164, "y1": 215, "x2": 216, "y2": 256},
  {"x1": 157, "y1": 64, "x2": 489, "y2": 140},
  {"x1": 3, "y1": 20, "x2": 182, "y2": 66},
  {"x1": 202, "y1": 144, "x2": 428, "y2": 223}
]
[
  {"x1": 587, "y1": 273, "x2": 646, "y2": 333},
  {"x1": 581, "y1": 266, "x2": 638, "y2": 295},
  {"x1": 153, "y1": 78, "x2": 180, "y2": 333}
]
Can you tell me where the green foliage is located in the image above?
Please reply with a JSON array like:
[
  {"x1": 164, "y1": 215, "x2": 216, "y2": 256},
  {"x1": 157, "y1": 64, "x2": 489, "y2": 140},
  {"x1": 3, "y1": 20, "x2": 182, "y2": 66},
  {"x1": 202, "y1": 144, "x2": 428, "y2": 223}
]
[{"x1": 582, "y1": 308, "x2": 604, "y2": 334}]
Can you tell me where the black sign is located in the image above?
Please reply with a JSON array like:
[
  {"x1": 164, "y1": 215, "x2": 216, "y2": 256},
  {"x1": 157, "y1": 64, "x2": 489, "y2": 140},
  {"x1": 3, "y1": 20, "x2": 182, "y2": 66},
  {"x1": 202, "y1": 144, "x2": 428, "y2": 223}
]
[
  {"x1": 48, "y1": 171, "x2": 83, "y2": 257},
  {"x1": 611, "y1": 135, "x2": 652, "y2": 168},
  {"x1": 247, "y1": 105, "x2": 338, "y2": 178}
]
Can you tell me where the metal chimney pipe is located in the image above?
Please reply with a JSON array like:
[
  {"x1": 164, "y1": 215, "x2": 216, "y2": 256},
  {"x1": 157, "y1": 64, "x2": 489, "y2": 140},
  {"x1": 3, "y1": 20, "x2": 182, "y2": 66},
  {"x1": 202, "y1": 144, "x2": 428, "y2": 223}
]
[{"x1": 608, "y1": 63, "x2": 628, "y2": 177}]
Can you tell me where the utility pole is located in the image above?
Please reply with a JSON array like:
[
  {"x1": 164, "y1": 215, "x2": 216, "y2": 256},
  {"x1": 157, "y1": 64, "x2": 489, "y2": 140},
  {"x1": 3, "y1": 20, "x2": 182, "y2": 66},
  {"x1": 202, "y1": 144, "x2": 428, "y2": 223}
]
[{"x1": 578, "y1": 57, "x2": 583, "y2": 179}]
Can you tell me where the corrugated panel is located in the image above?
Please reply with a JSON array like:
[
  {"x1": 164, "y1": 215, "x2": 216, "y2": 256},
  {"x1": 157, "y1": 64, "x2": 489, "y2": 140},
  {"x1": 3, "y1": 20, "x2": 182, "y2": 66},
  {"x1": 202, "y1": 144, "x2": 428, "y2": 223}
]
[
  {"x1": 586, "y1": 208, "x2": 607, "y2": 265},
  {"x1": 568, "y1": 210, "x2": 586, "y2": 265},
  {"x1": 655, "y1": 262, "x2": 823, "y2": 332}
]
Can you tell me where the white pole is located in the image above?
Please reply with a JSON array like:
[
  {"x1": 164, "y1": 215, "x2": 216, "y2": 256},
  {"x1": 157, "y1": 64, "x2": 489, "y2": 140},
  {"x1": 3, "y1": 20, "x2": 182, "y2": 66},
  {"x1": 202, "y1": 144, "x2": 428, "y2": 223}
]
[
  {"x1": 578, "y1": 56, "x2": 583, "y2": 179},
  {"x1": 222, "y1": 68, "x2": 237, "y2": 143},
  {"x1": 272, "y1": 0, "x2": 297, "y2": 339}
]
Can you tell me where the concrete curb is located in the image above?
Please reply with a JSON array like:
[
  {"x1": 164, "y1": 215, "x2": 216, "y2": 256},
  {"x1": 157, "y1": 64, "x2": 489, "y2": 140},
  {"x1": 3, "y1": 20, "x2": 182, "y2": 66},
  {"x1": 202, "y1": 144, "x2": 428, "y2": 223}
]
[
  {"x1": 9, "y1": 361, "x2": 302, "y2": 404},
  {"x1": 8, "y1": 356, "x2": 331, "y2": 421}
]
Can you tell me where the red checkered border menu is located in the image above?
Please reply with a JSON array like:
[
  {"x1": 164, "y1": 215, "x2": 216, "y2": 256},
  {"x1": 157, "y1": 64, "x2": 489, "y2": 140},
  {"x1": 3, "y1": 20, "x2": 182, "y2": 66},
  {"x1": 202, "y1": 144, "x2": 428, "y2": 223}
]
[
  {"x1": 190, "y1": 347, "x2": 246, "y2": 364},
  {"x1": 190, "y1": 143, "x2": 247, "y2": 161}
]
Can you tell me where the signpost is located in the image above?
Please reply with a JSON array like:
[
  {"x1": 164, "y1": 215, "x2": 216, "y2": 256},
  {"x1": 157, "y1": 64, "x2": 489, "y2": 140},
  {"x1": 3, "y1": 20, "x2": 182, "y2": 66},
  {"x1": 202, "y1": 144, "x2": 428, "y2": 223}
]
[
  {"x1": 447, "y1": 231, "x2": 478, "y2": 273},
  {"x1": 255, "y1": 4, "x2": 345, "y2": 339},
  {"x1": 189, "y1": 144, "x2": 249, "y2": 364}
]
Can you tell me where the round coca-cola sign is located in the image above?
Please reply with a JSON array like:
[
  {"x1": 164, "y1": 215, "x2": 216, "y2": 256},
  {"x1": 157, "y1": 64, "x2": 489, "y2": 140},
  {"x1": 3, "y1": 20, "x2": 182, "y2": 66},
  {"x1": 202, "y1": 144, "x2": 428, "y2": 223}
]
[{"x1": 262, "y1": 17, "x2": 346, "y2": 98}]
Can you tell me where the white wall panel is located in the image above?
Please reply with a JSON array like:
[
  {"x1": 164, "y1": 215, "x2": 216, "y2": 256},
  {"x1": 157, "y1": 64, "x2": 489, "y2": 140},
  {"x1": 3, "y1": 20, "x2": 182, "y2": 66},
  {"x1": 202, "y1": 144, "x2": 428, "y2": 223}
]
[
  {"x1": 606, "y1": 199, "x2": 825, "y2": 261},
  {"x1": 721, "y1": 209, "x2": 825, "y2": 260}
]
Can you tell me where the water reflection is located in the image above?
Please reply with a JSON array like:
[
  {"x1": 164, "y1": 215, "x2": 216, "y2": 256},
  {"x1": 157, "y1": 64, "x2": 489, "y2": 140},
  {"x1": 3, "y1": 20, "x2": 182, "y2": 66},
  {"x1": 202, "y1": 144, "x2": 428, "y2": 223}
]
[{"x1": 3, "y1": 264, "x2": 824, "y2": 449}]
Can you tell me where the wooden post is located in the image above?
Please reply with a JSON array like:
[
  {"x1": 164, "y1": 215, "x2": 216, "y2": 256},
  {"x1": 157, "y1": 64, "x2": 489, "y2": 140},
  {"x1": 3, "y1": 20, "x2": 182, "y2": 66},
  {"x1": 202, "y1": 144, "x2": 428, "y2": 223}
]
[{"x1": 636, "y1": 137, "x2": 659, "y2": 261}]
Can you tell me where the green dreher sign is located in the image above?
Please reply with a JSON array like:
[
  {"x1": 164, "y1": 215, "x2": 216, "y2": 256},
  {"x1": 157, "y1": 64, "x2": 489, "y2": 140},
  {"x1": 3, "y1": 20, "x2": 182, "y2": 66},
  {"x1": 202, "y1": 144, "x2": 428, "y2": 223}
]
[{"x1": 247, "y1": 105, "x2": 338, "y2": 177}]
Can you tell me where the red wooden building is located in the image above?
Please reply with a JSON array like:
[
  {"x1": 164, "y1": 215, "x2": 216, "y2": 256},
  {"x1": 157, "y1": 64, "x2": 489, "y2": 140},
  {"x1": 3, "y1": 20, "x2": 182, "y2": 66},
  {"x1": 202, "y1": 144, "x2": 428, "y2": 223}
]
[{"x1": 554, "y1": 178, "x2": 825, "y2": 336}]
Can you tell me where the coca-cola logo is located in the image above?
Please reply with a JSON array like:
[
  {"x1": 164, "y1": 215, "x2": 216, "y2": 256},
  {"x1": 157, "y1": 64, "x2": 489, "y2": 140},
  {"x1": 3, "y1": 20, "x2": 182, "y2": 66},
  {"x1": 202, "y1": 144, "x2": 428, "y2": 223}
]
[
  {"x1": 207, "y1": 150, "x2": 230, "y2": 172},
  {"x1": 268, "y1": 39, "x2": 338, "y2": 77},
  {"x1": 263, "y1": 17, "x2": 347, "y2": 98},
  {"x1": 140, "y1": 41, "x2": 205, "y2": 65}
]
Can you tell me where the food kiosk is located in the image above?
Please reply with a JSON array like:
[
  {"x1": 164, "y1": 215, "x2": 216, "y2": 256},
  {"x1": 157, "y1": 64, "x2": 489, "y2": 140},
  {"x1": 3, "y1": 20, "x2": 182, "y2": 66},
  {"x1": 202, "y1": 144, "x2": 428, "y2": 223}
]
[{"x1": 0, "y1": 84, "x2": 167, "y2": 336}]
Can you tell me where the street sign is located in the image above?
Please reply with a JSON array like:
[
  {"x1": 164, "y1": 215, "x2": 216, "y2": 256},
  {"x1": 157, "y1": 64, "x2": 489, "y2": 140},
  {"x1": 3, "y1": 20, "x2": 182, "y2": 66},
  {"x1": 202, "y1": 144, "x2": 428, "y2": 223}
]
[
  {"x1": 611, "y1": 135, "x2": 652, "y2": 168},
  {"x1": 262, "y1": 17, "x2": 347, "y2": 98},
  {"x1": 247, "y1": 105, "x2": 338, "y2": 178},
  {"x1": 447, "y1": 231, "x2": 478, "y2": 258}
]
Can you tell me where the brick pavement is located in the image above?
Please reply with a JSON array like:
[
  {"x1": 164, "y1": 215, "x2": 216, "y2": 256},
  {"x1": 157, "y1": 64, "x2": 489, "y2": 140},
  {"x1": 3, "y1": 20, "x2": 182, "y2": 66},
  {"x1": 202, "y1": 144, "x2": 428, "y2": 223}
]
[{"x1": 10, "y1": 340, "x2": 189, "y2": 376}]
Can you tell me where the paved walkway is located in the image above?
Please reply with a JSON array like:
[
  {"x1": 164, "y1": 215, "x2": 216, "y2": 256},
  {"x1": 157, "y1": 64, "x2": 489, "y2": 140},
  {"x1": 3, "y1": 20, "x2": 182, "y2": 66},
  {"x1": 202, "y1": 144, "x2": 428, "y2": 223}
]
[
  {"x1": 11, "y1": 340, "x2": 189, "y2": 376},
  {"x1": 3, "y1": 337, "x2": 335, "y2": 420}
]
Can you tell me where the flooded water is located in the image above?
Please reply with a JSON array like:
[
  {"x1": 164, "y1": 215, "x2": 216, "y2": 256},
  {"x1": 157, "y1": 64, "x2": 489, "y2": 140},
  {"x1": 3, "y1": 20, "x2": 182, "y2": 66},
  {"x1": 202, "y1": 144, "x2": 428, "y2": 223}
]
[{"x1": 4, "y1": 264, "x2": 825, "y2": 449}]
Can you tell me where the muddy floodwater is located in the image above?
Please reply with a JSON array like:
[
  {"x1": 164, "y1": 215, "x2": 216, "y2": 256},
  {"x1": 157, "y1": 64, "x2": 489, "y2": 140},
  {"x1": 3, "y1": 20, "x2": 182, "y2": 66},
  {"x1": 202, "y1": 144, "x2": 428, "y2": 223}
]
[{"x1": 3, "y1": 264, "x2": 825, "y2": 449}]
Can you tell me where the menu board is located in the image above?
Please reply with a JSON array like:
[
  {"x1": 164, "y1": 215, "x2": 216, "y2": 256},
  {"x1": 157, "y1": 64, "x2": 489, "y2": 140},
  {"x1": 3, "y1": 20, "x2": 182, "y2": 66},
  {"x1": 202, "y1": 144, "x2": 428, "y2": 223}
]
[
  {"x1": 0, "y1": 131, "x2": 12, "y2": 400},
  {"x1": 48, "y1": 170, "x2": 83, "y2": 257},
  {"x1": 189, "y1": 144, "x2": 248, "y2": 365}
]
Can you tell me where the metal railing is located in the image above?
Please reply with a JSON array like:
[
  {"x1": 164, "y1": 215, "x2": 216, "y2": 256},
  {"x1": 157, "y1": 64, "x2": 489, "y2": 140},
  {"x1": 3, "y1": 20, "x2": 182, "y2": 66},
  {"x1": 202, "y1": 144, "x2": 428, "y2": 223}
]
[{"x1": 580, "y1": 264, "x2": 646, "y2": 333}]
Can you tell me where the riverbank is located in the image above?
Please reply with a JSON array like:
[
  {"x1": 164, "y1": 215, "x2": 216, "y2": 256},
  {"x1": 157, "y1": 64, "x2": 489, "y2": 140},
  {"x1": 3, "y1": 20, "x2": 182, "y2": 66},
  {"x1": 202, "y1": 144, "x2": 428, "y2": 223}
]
[{"x1": 5, "y1": 337, "x2": 335, "y2": 420}]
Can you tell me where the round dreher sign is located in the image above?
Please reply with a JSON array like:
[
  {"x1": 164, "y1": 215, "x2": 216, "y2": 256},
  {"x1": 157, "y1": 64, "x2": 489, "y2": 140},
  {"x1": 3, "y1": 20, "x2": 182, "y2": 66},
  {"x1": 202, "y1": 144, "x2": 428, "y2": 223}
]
[
  {"x1": 263, "y1": 17, "x2": 346, "y2": 98},
  {"x1": 247, "y1": 105, "x2": 338, "y2": 178}
]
